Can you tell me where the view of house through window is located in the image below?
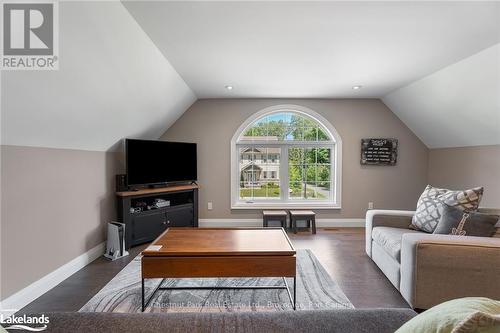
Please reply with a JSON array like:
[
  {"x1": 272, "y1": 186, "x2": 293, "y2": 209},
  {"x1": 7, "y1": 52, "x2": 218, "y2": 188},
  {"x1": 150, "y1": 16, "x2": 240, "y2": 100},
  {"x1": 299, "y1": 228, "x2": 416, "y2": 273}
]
[
  {"x1": 239, "y1": 147, "x2": 281, "y2": 199},
  {"x1": 234, "y1": 110, "x2": 339, "y2": 207}
]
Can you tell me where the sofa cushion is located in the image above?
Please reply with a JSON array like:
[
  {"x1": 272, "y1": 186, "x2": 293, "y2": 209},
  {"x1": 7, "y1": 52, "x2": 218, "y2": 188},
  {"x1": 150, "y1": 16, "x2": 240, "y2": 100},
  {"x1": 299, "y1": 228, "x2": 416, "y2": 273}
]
[
  {"x1": 372, "y1": 227, "x2": 422, "y2": 261},
  {"x1": 434, "y1": 205, "x2": 499, "y2": 237},
  {"x1": 39, "y1": 309, "x2": 417, "y2": 333},
  {"x1": 411, "y1": 185, "x2": 483, "y2": 233}
]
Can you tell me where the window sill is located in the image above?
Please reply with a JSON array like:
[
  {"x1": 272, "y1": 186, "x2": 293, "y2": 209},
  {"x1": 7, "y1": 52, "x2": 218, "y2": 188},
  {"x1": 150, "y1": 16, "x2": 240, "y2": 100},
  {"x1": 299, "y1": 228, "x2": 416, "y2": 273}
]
[{"x1": 231, "y1": 202, "x2": 341, "y2": 210}]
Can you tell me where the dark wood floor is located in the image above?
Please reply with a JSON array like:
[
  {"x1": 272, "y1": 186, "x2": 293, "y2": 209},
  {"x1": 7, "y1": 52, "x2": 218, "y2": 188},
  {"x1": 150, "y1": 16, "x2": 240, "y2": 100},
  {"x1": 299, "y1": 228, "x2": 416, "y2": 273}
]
[{"x1": 19, "y1": 228, "x2": 408, "y2": 314}]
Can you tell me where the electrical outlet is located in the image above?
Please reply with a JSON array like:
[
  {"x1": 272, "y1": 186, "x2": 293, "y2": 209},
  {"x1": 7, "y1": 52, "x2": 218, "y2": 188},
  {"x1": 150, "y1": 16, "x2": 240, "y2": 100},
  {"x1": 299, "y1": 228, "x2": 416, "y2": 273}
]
[
  {"x1": 368, "y1": 202, "x2": 374, "y2": 210},
  {"x1": 207, "y1": 202, "x2": 213, "y2": 210}
]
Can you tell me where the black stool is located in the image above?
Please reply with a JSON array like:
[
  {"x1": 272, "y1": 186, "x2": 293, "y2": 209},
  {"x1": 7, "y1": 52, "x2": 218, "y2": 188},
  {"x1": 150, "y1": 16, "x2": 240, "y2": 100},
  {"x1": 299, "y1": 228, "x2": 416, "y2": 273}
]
[
  {"x1": 289, "y1": 210, "x2": 316, "y2": 234},
  {"x1": 263, "y1": 210, "x2": 287, "y2": 228}
]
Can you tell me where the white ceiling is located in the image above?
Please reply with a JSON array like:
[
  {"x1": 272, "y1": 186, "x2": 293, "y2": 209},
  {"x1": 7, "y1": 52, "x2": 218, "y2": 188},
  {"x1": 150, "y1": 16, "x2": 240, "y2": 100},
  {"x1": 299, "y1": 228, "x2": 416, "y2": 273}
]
[
  {"x1": 1, "y1": 1, "x2": 196, "y2": 151},
  {"x1": 123, "y1": 1, "x2": 500, "y2": 99},
  {"x1": 383, "y1": 43, "x2": 500, "y2": 148},
  {"x1": 2, "y1": 1, "x2": 498, "y2": 150}
]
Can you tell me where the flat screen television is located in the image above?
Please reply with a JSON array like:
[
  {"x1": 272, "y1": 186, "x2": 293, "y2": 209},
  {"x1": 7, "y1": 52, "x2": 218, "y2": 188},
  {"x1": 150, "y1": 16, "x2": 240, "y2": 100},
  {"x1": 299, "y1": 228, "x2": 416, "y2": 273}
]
[{"x1": 126, "y1": 139, "x2": 197, "y2": 187}]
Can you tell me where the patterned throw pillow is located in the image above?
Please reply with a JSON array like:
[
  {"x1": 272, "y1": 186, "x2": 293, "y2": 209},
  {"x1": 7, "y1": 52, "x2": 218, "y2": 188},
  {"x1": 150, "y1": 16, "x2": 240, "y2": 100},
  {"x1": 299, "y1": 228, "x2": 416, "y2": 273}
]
[{"x1": 411, "y1": 185, "x2": 483, "y2": 233}]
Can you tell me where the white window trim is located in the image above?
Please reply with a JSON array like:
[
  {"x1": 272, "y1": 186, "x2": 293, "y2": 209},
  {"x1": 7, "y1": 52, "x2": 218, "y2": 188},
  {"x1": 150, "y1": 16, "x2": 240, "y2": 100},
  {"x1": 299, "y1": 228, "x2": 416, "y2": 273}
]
[{"x1": 230, "y1": 104, "x2": 342, "y2": 210}]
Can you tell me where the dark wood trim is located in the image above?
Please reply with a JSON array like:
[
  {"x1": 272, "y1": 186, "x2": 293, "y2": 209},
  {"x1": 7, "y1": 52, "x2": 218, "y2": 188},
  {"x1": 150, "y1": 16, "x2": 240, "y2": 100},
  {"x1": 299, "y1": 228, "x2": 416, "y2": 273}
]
[
  {"x1": 117, "y1": 187, "x2": 198, "y2": 249},
  {"x1": 142, "y1": 255, "x2": 296, "y2": 278},
  {"x1": 142, "y1": 228, "x2": 296, "y2": 257},
  {"x1": 116, "y1": 184, "x2": 199, "y2": 197}
]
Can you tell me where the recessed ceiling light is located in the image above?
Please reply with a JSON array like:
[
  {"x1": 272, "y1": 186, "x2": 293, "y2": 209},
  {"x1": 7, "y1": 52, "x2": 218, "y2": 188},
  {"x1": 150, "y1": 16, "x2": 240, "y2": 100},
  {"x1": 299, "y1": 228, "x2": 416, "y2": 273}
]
[
  {"x1": 225, "y1": 85, "x2": 233, "y2": 90},
  {"x1": 352, "y1": 85, "x2": 362, "y2": 90}
]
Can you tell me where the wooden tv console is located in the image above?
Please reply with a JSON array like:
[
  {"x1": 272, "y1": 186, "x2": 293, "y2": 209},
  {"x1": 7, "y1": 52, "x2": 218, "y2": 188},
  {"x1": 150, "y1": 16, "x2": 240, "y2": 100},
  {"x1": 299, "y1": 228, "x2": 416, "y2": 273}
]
[{"x1": 116, "y1": 184, "x2": 199, "y2": 249}]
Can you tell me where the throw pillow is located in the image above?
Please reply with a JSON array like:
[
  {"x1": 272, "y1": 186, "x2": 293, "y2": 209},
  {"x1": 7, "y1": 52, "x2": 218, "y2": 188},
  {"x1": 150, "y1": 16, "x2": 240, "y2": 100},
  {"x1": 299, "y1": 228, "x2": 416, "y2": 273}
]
[
  {"x1": 411, "y1": 185, "x2": 483, "y2": 233},
  {"x1": 395, "y1": 297, "x2": 500, "y2": 333},
  {"x1": 433, "y1": 205, "x2": 499, "y2": 237},
  {"x1": 452, "y1": 312, "x2": 500, "y2": 333}
]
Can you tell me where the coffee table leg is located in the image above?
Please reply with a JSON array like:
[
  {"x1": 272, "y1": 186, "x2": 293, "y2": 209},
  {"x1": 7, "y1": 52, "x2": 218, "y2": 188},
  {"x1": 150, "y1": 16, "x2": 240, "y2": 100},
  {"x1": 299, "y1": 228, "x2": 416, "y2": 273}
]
[
  {"x1": 293, "y1": 276, "x2": 296, "y2": 310},
  {"x1": 283, "y1": 276, "x2": 297, "y2": 310},
  {"x1": 142, "y1": 278, "x2": 165, "y2": 312},
  {"x1": 141, "y1": 278, "x2": 145, "y2": 312}
]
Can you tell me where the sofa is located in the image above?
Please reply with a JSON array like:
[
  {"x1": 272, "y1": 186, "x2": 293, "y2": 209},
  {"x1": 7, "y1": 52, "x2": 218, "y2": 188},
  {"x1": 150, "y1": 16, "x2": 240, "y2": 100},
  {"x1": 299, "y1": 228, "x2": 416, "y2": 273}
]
[
  {"x1": 36, "y1": 309, "x2": 416, "y2": 333},
  {"x1": 366, "y1": 209, "x2": 500, "y2": 310}
]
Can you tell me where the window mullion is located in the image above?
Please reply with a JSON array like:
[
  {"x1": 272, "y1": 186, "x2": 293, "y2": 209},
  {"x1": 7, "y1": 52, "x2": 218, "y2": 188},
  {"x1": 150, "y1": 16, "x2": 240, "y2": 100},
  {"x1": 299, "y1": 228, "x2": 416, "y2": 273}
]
[{"x1": 281, "y1": 145, "x2": 289, "y2": 201}]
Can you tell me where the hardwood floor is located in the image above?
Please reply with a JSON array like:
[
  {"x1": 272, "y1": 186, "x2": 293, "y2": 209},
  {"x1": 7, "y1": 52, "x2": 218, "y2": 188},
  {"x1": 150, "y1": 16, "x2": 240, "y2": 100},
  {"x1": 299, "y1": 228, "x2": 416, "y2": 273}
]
[
  {"x1": 19, "y1": 228, "x2": 409, "y2": 314},
  {"x1": 289, "y1": 228, "x2": 408, "y2": 308}
]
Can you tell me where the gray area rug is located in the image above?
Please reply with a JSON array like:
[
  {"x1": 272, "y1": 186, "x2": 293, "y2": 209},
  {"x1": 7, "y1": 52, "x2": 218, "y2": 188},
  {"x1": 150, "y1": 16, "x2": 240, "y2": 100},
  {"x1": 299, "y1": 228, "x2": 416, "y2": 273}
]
[{"x1": 80, "y1": 249, "x2": 353, "y2": 313}]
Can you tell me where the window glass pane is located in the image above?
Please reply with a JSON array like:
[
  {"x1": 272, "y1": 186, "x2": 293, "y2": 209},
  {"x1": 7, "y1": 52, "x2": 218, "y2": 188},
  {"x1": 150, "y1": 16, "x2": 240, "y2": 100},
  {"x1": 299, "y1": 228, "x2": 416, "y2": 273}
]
[
  {"x1": 289, "y1": 164, "x2": 304, "y2": 182},
  {"x1": 287, "y1": 147, "x2": 332, "y2": 201},
  {"x1": 302, "y1": 116, "x2": 316, "y2": 127},
  {"x1": 239, "y1": 147, "x2": 259, "y2": 189},
  {"x1": 266, "y1": 147, "x2": 280, "y2": 164},
  {"x1": 303, "y1": 127, "x2": 318, "y2": 141},
  {"x1": 239, "y1": 112, "x2": 332, "y2": 142},
  {"x1": 317, "y1": 165, "x2": 331, "y2": 185},
  {"x1": 318, "y1": 127, "x2": 329, "y2": 141},
  {"x1": 290, "y1": 114, "x2": 305, "y2": 128},
  {"x1": 242, "y1": 117, "x2": 268, "y2": 140},
  {"x1": 240, "y1": 182, "x2": 253, "y2": 199},
  {"x1": 264, "y1": 181, "x2": 281, "y2": 198},
  {"x1": 251, "y1": 182, "x2": 267, "y2": 198},
  {"x1": 286, "y1": 127, "x2": 303, "y2": 141},
  {"x1": 307, "y1": 182, "x2": 331, "y2": 200},
  {"x1": 266, "y1": 114, "x2": 287, "y2": 140},
  {"x1": 239, "y1": 147, "x2": 280, "y2": 200},
  {"x1": 305, "y1": 165, "x2": 316, "y2": 182},
  {"x1": 240, "y1": 147, "x2": 256, "y2": 162},
  {"x1": 303, "y1": 183, "x2": 324, "y2": 200},
  {"x1": 289, "y1": 181, "x2": 318, "y2": 200},
  {"x1": 289, "y1": 147, "x2": 305, "y2": 164},
  {"x1": 286, "y1": 114, "x2": 303, "y2": 141},
  {"x1": 317, "y1": 148, "x2": 331, "y2": 164},
  {"x1": 305, "y1": 148, "x2": 317, "y2": 164},
  {"x1": 289, "y1": 182, "x2": 305, "y2": 199}
]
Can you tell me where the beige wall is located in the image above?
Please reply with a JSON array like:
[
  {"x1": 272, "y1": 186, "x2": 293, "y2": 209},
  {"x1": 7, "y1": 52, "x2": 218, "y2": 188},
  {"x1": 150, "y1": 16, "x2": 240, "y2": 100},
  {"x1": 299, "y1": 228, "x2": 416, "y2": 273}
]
[
  {"x1": 161, "y1": 99, "x2": 429, "y2": 219},
  {"x1": 3, "y1": 99, "x2": 497, "y2": 301},
  {"x1": 428, "y1": 145, "x2": 500, "y2": 208},
  {"x1": 0, "y1": 145, "x2": 121, "y2": 299}
]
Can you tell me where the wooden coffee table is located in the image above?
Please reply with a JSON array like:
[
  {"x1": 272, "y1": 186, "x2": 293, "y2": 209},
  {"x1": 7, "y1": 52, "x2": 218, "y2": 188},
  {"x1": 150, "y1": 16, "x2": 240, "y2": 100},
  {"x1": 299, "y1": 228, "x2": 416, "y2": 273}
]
[{"x1": 141, "y1": 228, "x2": 296, "y2": 311}]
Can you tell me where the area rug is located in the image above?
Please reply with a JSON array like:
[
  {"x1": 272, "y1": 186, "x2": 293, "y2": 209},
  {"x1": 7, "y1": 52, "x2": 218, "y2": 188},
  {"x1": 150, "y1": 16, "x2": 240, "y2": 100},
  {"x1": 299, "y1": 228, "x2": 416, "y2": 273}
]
[{"x1": 79, "y1": 249, "x2": 353, "y2": 313}]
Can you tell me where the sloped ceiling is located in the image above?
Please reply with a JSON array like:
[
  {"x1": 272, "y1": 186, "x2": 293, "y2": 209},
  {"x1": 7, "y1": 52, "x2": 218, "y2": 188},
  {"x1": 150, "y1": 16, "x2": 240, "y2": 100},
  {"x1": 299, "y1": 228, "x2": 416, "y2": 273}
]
[
  {"x1": 123, "y1": 1, "x2": 500, "y2": 99},
  {"x1": 383, "y1": 44, "x2": 500, "y2": 148},
  {"x1": 1, "y1": 1, "x2": 498, "y2": 150},
  {"x1": 1, "y1": 1, "x2": 196, "y2": 152}
]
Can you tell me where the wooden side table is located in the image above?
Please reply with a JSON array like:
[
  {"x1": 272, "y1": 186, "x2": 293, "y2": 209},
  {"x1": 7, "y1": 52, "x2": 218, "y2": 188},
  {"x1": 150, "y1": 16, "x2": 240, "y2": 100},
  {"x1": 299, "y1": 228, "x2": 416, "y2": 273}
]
[
  {"x1": 263, "y1": 210, "x2": 288, "y2": 228},
  {"x1": 289, "y1": 210, "x2": 316, "y2": 234}
]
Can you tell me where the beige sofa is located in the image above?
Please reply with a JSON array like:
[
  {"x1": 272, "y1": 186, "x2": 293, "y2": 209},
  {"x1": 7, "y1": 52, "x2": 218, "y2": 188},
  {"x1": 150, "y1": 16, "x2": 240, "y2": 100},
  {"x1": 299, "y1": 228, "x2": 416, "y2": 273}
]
[{"x1": 365, "y1": 209, "x2": 500, "y2": 309}]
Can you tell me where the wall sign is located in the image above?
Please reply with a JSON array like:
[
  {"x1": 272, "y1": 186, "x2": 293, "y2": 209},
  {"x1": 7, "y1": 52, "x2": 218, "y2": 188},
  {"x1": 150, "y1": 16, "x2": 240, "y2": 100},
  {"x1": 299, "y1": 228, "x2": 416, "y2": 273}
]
[{"x1": 361, "y1": 138, "x2": 398, "y2": 165}]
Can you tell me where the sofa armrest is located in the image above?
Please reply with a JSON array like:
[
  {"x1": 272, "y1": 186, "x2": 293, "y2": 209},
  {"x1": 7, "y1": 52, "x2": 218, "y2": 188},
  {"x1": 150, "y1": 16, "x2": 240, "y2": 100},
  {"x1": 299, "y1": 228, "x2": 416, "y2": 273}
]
[
  {"x1": 365, "y1": 210, "x2": 415, "y2": 257},
  {"x1": 400, "y1": 234, "x2": 500, "y2": 309}
]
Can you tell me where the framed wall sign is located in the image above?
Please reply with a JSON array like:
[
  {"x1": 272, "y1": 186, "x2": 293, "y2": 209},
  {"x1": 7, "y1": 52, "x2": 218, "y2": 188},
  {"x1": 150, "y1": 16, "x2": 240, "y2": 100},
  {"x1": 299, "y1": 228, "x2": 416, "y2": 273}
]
[{"x1": 361, "y1": 138, "x2": 398, "y2": 166}]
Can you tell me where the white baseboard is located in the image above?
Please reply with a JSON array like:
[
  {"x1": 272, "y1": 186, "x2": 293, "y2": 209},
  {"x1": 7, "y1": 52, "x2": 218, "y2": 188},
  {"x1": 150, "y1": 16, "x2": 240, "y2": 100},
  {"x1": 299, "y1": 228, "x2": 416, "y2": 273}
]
[
  {"x1": 0, "y1": 242, "x2": 105, "y2": 316},
  {"x1": 199, "y1": 218, "x2": 365, "y2": 228}
]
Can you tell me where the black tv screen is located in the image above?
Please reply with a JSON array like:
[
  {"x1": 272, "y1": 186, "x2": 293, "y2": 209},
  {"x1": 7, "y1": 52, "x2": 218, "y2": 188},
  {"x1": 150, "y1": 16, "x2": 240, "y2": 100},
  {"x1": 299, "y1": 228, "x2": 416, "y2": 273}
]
[{"x1": 126, "y1": 139, "x2": 197, "y2": 186}]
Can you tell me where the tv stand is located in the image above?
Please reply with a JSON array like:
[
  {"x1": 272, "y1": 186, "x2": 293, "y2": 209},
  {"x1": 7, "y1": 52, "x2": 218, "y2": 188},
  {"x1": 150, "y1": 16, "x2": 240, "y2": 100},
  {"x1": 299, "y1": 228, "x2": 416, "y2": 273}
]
[{"x1": 116, "y1": 184, "x2": 199, "y2": 249}]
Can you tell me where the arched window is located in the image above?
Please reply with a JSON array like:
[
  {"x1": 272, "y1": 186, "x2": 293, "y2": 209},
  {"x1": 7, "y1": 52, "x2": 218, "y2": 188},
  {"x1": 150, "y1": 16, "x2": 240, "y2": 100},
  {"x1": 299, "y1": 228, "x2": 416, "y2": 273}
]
[{"x1": 231, "y1": 105, "x2": 342, "y2": 209}]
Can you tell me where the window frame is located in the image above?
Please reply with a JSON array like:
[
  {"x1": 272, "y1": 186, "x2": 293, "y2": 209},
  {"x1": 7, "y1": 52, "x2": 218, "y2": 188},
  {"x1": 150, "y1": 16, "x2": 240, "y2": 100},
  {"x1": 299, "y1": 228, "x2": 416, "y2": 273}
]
[{"x1": 231, "y1": 105, "x2": 342, "y2": 209}]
